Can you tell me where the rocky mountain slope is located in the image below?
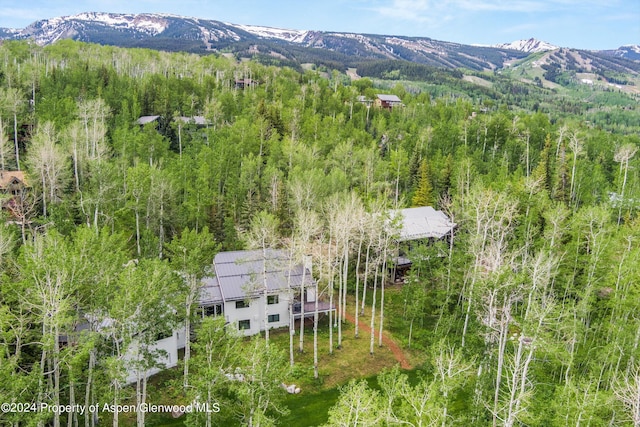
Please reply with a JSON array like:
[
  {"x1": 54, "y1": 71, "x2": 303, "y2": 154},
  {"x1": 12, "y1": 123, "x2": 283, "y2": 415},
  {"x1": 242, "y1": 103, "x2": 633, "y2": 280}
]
[
  {"x1": 492, "y1": 38, "x2": 558, "y2": 53},
  {"x1": 1, "y1": 12, "x2": 638, "y2": 75}
]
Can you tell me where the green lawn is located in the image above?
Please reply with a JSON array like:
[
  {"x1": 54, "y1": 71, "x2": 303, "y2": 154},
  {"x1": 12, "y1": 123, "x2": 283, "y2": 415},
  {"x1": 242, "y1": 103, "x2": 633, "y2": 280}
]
[
  {"x1": 280, "y1": 386, "x2": 341, "y2": 426},
  {"x1": 280, "y1": 368, "x2": 426, "y2": 426}
]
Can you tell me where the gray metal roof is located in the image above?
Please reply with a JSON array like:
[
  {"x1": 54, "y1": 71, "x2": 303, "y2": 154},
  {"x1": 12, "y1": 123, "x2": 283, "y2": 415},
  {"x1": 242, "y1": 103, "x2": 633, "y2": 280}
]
[
  {"x1": 174, "y1": 116, "x2": 210, "y2": 126},
  {"x1": 136, "y1": 115, "x2": 160, "y2": 125},
  {"x1": 201, "y1": 250, "x2": 314, "y2": 302},
  {"x1": 200, "y1": 276, "x2": 224, "y2": 304},
  {"x1": 391, "y1": 206, "x2": 456, "y2": 241},
  {"x1": 376, "y1": 94, "x2": 402, "y2": 102}
]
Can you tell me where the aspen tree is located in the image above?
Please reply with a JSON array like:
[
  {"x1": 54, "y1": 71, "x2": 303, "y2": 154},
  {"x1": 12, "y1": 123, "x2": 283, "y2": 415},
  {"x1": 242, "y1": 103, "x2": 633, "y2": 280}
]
[
  {"x1": 235, "y1": 337, "x2": 291, "y2": 427},
  {"x1": 293, "y1": 209, "x2": 321, "y2": 353},
  {"x1": 379, "y1": 366, "x2": 441, "y2": 425},
  {"x1": 402, "y1": 274, "x2": 427, "y2": 348},
  {"x1": 613, "y1": 143, "x2": 638, "y2": 225},
  {"x1": 325, "y1": 379, "x2": 384, "y2": 427},
  {"x1": 0, "y1": 221, "x2": 13, "y2": 265},
  {"x1": 369, "y1": 232, "x2": 382, "y2": 355},
  {"x1": 432, "y1": 343, "x2": 474, "y2": 426},
  {"x1": 0, "y1": 87, "x2": 23, "y2": 170},
  {"x1": 353, "y1": 208, "x2": 367, "y2": 338},
  {"x1": 64, "y1": 121, "x2": 84, "y2": 193},
  {"x1": 326, "y1": 206, "x2": 337, "y2": 355},
  {"x1": 501, "y1": 336, "x2": 536, "y2": 426},
  {"x1": 77, "y1": 98, "x2": 110, "y2": 161},
  {"x1": 460, "y1": 185, "x2": 518, "y2": 348},
  {"x1": 567, "y1": 131, "x2": 583, "y2": 209},
  {"x1": 378, "y1": 214, "x2": 397, "y2": 348},
  {"x1": 20, "y1": 231, "x2": 76, "y2": 427},
  {"x1": 245, "y1": 210, "x2": 279, "y2": 344},
  {"x1": 284, "y1": 226, "x2": 298, "y2": 366},
  {"x1": 330, "y1": 192, "x2": 362, "y2": 349},
  {"x1": 0, "y1": 118, "x2": 15, "y2": 169},
  {"x1": 188, "y1": 317, "x2": 240, "y2": 427},
  {"x1": 564, "y1": 206, "x2": 610, "y2": 382},
  {"x1": 313, "y1": 228, "x2": 327, "y2": 379},
  {"x1": 166, "y1": 227, "x2": 217, "y2": 389},
  {"x1": 613, "y1": 364, "x2": 640, "y2": 426},
  {"x1": 25, "y1": 121, "x2": 70, "y2": 217},
  {"x1": 107, "y1": 259, "x2": 179, "y2": 427},
  {"x1": 361, "y1": 201, "x2": 386, "y2": 319}
]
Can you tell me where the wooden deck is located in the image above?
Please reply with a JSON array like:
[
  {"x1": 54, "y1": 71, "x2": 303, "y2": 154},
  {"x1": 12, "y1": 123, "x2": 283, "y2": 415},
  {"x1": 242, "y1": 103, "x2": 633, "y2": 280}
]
[{"x1": 292, "y1": 301, "x2": 335, "y2": 318}]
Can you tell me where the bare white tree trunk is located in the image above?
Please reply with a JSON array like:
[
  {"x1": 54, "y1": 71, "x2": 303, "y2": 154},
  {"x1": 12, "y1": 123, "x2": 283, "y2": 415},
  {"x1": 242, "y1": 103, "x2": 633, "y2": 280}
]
[
  {"x1": 568, "y1": 132, "x2": 583, "y2": 208},
  {"x1": 361, "y1": 240, "x2": 371, "y2": 317},
  {"x1": 85, "y1": 349, "x2": 96, "y2": 427},
  {"x1": 614, "y1": 144, "x2": 638, "y2": 225},
  {"x1": 183, "y1": 284, "x2": 195, "y2": 388},
  {"x1": 614, "y1": 365, "x2": 640, "y2": 426},
  {"x1": 354, "y1": 236, "x2": 364, "y2": 338},
  {"x1": 299, "y1": 258, "x2": 306, "y2": 352},
  {"x1": 369, "y1": 262, "x2": 379, "y2": 355}
]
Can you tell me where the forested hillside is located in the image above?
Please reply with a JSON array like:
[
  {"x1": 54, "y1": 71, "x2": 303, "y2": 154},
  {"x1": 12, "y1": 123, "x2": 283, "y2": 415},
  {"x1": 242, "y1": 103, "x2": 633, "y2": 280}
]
[{"x1": 0, "y1": 39, "x2": 639, "y2": 426}]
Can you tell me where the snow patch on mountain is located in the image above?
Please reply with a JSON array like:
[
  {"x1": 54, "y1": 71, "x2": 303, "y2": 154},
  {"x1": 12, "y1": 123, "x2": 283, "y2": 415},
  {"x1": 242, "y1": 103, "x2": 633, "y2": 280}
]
[
  {"x1": 616, "y1": 45, "x2": 640, "y2": 60},
  {"x1": 230, "y1": 24, "x2": 309, "y2": 43},
  {"x1": 493, "y1": 38, "x2": 558, "y2": 53},
  {"x1": 18, "y1": 12, "x2": 173, "y2": 45},
  {"x1": 0, "y1": 27, "x2": 20, "y2": 35},
  {"x1": 69, "y1": 12, "x2": 170, "y2": 35}
]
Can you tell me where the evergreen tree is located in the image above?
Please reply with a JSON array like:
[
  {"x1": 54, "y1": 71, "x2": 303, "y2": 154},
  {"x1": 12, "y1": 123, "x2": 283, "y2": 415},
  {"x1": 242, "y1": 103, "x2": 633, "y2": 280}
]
[{"x1": 412, "y1": 159, "x2": 433, "y2": 207}]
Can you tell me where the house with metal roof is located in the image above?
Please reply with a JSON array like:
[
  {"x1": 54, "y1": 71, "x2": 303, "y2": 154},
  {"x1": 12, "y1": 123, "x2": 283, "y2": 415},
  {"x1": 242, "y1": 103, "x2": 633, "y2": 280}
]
[
  {"x1": 374, "y1": 94, "x2": 403, "y2": 109},
  {"x1": 173, "y1": 116, "x2": 211, "y2": 126},
  {"x1": 390, "y1": 206, "x2": 456, "y2": 242},
  {"x1": 388, "y1": 206, "x2": 456, "y2": 282},
  {"x1": 136, "y1": 115, "x2": 160, "y2": 125},
  {"x1": 200, "y1": 249, "x2": 333, "y2": 336}
]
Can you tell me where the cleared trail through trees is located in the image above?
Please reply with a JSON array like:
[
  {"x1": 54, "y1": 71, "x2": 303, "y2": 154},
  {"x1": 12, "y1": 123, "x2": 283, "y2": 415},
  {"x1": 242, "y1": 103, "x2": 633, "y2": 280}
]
[{"x1": 342, "y1": 311, "x2": 411, "y2": 369}]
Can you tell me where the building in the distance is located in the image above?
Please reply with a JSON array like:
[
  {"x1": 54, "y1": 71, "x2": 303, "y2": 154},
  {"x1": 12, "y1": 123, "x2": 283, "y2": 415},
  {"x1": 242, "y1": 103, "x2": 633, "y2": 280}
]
[
  {"x1": 374, "y1": 94, "x2": 403, "y2": 109},
  {"x1": 0, "y1": 170, "x2": 28, "y2": 195}
]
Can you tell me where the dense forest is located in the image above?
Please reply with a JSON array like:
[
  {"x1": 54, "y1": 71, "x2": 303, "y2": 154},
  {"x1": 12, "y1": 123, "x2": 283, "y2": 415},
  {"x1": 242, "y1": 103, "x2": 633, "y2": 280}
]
[{"x1": 0, "y1": 39, "x2": 639, "y2": 426}]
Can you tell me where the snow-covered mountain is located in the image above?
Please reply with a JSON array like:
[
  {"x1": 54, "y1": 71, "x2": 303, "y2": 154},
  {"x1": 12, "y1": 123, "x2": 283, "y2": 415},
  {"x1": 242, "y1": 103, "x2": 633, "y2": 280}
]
[
  {"x1": 1, "y1": 12, "x2": 533, "y2": 70},
  {"x1": 1, "y1": 13, "x2": 637, "y2": 73},
  {"x1": 15, "y1": 12, "x2": 312, "y2": 45},
  {"x1": 493, "y1": 38, "x2": 558, "y2": 53},
  {"x1": 19, "y1": 12, "x2": 173, "y2": 45},
  {"x1": 604, "y1": 45, "x2": 640, "y2": 61},
  {"x1": 230, "y1": 23, "x2": 310, "y2": 44}
]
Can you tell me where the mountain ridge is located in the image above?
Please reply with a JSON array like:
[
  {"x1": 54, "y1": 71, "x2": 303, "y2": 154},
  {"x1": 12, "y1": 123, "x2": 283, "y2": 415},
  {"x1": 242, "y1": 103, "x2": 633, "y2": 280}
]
[
  {"x1": 1, "y1": 12, "x2": 638, "y2": 74},
  {"x1": 492, "y1": 38, "x2": 558, "y2": 53}
]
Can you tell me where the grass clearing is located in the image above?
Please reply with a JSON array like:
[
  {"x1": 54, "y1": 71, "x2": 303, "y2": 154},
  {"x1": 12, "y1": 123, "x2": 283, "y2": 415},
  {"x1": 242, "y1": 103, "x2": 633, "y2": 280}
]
[
  {"x1": 279, "y1": 366, "x2": 427, "y2": 426},
  {"x1": 271, "y1": 313, "x2": 403, "y2": 391}
]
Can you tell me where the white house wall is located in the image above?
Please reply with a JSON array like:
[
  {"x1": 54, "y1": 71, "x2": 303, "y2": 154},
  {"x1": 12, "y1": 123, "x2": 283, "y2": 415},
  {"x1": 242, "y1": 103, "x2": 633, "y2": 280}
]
[
  {"x1": 123, "y1": 328, "x2": 185, "y2": 384},
  {"x1": 224, "y1": 291, "x2": 295, "y2": 336}
]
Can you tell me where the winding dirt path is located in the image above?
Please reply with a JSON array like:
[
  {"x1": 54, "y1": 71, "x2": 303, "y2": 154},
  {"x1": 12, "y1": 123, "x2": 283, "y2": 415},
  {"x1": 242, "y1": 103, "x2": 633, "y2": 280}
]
[{"x1": 342, "y1": 311, "x2": 412, "y2": 370}]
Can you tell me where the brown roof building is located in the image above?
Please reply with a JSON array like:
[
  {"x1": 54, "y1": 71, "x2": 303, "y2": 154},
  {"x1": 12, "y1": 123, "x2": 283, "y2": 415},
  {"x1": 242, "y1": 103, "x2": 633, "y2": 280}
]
[
  {"x1": 0, "y1": 170, "x2": 29, "y2": 194},
  {"x1": 374, "y1": 94, "x2": 403, "y2": 109}
]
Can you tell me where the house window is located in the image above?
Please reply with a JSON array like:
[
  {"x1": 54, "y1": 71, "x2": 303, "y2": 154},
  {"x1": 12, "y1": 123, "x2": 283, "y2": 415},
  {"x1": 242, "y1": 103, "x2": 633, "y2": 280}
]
[
  {"x1": 204, "y1": 304, "x2": 222, "y2": 317},
  {"x1": 238, "y1": 319, "x2": 251, "y2": 330},
  {"x1": 268, "y1": 314, "x2": 280, "y2": 323},
  {"x1": 267, "y1": 295, "x2": 279, "y2": 305},
  {"x1": 236, "y1": 300, "x2": 250, "y2": 309}
]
